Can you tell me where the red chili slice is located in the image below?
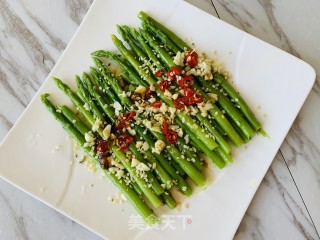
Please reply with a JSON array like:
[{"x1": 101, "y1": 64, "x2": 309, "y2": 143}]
[
  {"x1": 173, "y1": 97, "x2": 186, "y2": 109},
  {"x1": 152, "y1": 101, "x2": 162, "y2": 108},
  {"x1": 178, "y1": 75, "x2": 194, "y2": 89},
  {"x1": 96, "y1": 141, "x2": 109, "y2": 153},
  {"x1": 117, "y1": 134, "x2": 134, "y2": 150},
  {"x1": 191, "y1": 92, "x2": 204, "y2": 104},
  {"x1": 122, "y1": 111, "x2": 136, "y2": 122},
  {"x1": 161, "y1": 122, "x2": 170, "y2": 135},
  {"x1": 154, "y1": 70, "x2": 163, "y2": 77},
  {"x1": 167, "y1": 67, "x2": 182, "y2": 81},
  {"x1": 116, "y1": 121, "x2": 127, "y2": 130},
  {"x1": 159, "y1": 80, "x2": 169, "y2": 91},
  {"x1": 185, "y1": 50, "x2": 198, "y2": 67},
  {"x1": 166, "y1": 130, "x2": 178, "y2": 144}
]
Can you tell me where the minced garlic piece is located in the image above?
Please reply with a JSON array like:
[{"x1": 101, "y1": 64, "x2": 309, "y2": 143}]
[
  {"x1": 159, "y1": 104, "x2": 168, "y2": 113},
  {"x1": 113, "y1": 101, "x2": 122, "y2": 116},
  {"x1": 84, "y1": 132, "x2": 95, "y2": 146},
  {"x1": 164, "y1": 89, "x2": 172, "y2": 99},
  {"x1": 207, "y1": 93, "x2": 218, "y2": 101},
  {"x1": 172, "y1": 93, "x2": 179, "y2": 100},
  {"x1": 173, "y1": 51, "x2": 185, "y2": 67},
  {"x1": 153, "y1": 140, "x2": 166, "y2": 154},
  {"x1": 148, "y1": 97, "x2": 156, "y2": 103},
  {"x1": 103, "y1": 124, "x2": 112, "y2": 139},
  {"x1": 149, "y1": 84, "x2": 156, "y2": 91},
  {"x1": 92, "y1": 118, "x2": 102, "y2": 132},
  {"x1": 83, "y1": 103, "x2": 90, "y2": 111},
  {"x1": 131, "y1": 157, "x2": 140, "y2": 167},
  {"x1": 142, "y1": 142, "x2": 149, "y2": 151},
  {"x1": 136, "y1": 141, "x2": 143, "y2": 149},
  {"x1": 136, "y1": 162, "x2": 150, "y2": 171},
  {"x1": 115, "y1": 169, "x2": 124, "y2": 179},
  {"x1": 135, "y1": 86, "x2": 147, "y2": 94},
  {"x1": 127, "y1": 128, "x2": 136, "y2": 136}
]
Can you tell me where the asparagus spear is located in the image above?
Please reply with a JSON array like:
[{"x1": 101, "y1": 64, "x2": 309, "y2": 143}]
[{"x1": 41, "y1": 94, "x2": 157, "y2": 224}]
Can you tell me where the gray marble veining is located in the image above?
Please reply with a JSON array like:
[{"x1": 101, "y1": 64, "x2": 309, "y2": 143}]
[{"x1": 0, "y1": 0, "x2": 319, "y2": 239}]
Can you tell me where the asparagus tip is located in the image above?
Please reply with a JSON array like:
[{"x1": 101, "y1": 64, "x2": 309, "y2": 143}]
[
  {"x1": 137, "y1": 11, "x2": 148, "y2": 21},
  {"x1": 40, "y1": 93, "x2": 50, "y2": 103}
]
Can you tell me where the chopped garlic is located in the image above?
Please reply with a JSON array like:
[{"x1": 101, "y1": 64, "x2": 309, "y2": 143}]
[
  {"x1": 150, "y1": 125, "x2": 162, "y2": 133},
  {"x1": 173, "y1": 51, "x2": 185, "y2": 66},
  {"x1": 84, "y1": 132, "x2": 95, "y2": 146},
  {"x1": 149, "y1": 84, "x2": 156, "y2": 91},
  {"x1": 168, "y1": 106, "x2": 176, "y2": 115},
  {"x1": 207, "y1": 93, "x2": 218, "y2": 101},
  {"x1": 127, "y1": 128, "x2": 136, "y2": 136},
  {"x1": 159, "y1": 104, "x2": 168, "y2": 113},
  {"x1": 103, "y1": 124, "x2": 112, "y2": 139},
  {"x1": 83, "y1": 103, "x2": 90, "y2": 111},
  {"x1": 135, "y1": 86, "x2": 147, "y2": 94},
  {"x1": 172, "y1": 93, "x2": 179, "y2": 100},
  {"x1": 142, "y1": 142, "x2": 150, "y2": 152},
  {"x1": 136, "y1": 141, "x2": 143, "y2": 149},
  {"x1": 144, "y1": 120, "x2": 152, "y2": 129},
  {"x1": 92, "y1": 118, "x2": 102, "y2": 132},
  {"x1": 148, "y1": 97, "x2": 156, "y2": 103},
  {"x1": 131, "y1": 157, "x2": 140, "y2": 167},
  {"x1": 164, "y1": 89, "x2": 172, "y2": 99},
  {"x1": 113, "y1": 101, "x2": 122, "y2": 116},
  {"x1": 153, "y1": 140, "x2": 166, "y2": 154},
  {"x1": 136, "y1": 162, "x2": 150, "y2": 171},
  {"x1": 115, "y1": 169, "x2": 124, "y2": 179}
]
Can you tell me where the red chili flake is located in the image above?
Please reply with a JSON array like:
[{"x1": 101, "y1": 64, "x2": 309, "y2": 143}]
[
  {"x1": 161, "y1": 122, "x2": 170, "y2": 135},
  {"x1": 178, "y1": 75, "x2": 194, "y2": 89},
  {"x1": 96, "y1": 141, "x2": 109, "y2": 153},
  {"x1": 185, "y1": 50, "x2": 198, "y2": 67},
  {"x1": 98, "y1": 151, "x2": 111, "y2": 169},
  {"x1": 117, "y1": 134, "x2": 134, "y2": 150},
  {"x1": 145, "y1": 86, "x2": 154, "y2": 99},
  {"x1": 154, "y1": 69, "x2": 163, "y2": 77},
  {"x1": 181, "y1": 96, "x2": 194, "y2": 106},
  {"x1": 152, "y1": 101, "x2": 162, "y2": 108},
  {"x1": 173, "y1": 97, "x2": 186, "y2": 109},
  {"x1": 190, "y1": 92, "x2": 204, "y2": 104},
  {"x1": 116, "y1": 121, "x2": 127, "y2": 130},
  {"x1": 183, "y1": 88, "x2": 196, "y2": 97},
  {"x1": 166, "y1": 130, "x2": 178, "y2": 144},
  {"x1": 167, "y1": 67, "x2": 182, "y2": 81},
  {"x1": 122, "y1": 111, "x2": 136, "y2": 122},
  {"x1": 159, "y1": 80, "x2": 169, "y2": 91}
]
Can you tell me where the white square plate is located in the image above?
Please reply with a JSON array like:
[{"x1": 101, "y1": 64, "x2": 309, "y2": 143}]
[{"x1": 0, "y1": 0, "x2": 315, "y2": 239}]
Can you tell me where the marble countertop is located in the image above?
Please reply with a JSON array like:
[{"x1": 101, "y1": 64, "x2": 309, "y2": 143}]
[{"x1": 0, "y1": 0, "x2": 319, "y2": 239}]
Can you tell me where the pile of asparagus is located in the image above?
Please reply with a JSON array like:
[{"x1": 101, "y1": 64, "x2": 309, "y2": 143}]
[{"x1": 41, "y1": 11, "x2": 263, "y2": 224}]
